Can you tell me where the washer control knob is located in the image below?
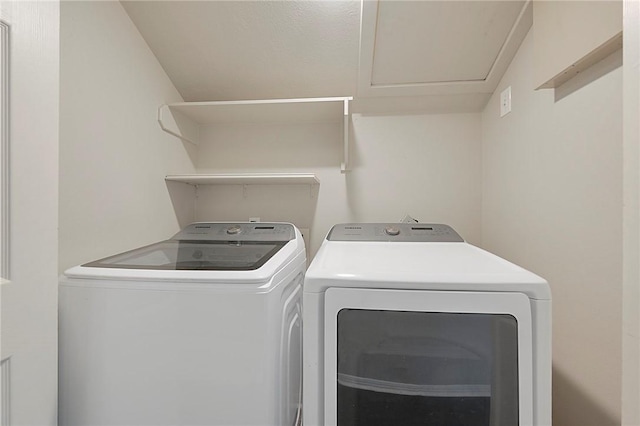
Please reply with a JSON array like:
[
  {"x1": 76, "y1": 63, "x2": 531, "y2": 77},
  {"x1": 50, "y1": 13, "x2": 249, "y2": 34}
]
[
  {"x1": 385, "y1": 227, "x2": 400, "y2": 236},
  {"x1": 226, "y1": 225, "x2": 242, "y2": 235}
]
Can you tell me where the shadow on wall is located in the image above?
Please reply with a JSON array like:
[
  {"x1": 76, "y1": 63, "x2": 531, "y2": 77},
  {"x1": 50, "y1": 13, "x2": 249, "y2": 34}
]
[
  {"x1": 552, "y1": 366, "x2": 619, "y2": 426},
  {"x1": 166, "y1": 181, "x2": 197, "y2": 228},
  {"x1": 181, "y1": 137, "x2": 200, "y2": 167},
  {"x1": 192, "y1": 183, "x2": 319, "y2": 232}
]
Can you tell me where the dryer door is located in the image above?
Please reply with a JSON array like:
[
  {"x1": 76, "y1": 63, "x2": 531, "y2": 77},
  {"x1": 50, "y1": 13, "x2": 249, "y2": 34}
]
[{"x1": 324, "y1": 288, "x2": 533, "y2": 426}]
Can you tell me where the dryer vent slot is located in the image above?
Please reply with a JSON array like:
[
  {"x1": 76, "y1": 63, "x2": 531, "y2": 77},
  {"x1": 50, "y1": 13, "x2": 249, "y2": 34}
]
[
  {"x1": 255, "y1": 226, "x2": 275, "y2": 230},
  {"x1": 411, "y1": 227, "x2": 433, "y2": 231}
]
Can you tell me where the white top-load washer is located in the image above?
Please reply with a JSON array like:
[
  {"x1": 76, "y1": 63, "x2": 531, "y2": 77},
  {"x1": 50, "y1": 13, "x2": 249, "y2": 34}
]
[
  {"x1": 59, "y1": 222, "x2": 305, "y2": 426},
  {"x1": 303, "y1": 223, "x2": 551, "y2": 426}
]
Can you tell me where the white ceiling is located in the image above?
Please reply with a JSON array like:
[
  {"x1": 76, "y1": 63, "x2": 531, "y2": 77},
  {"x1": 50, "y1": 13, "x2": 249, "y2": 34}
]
[
  {"x1": 121, "y1": 0, "x2": 360, "y2": 102},
  {"x1": 121, "y1": 0, "x2": 530, "y2": 110}
]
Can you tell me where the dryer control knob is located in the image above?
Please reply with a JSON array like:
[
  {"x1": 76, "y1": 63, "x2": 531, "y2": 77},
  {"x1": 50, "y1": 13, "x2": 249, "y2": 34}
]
[
  {"x1": 226, "y1": 225, "x2": 242, "y2": 235},
  {"x1": 385, "y1": 227, "x2": 400, "y2": 236}
]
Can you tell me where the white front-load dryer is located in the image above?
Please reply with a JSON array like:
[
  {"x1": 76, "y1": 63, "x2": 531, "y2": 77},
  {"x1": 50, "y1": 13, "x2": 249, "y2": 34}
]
[
  {"x1": 303, "y1": 223, "x2": 551, "y2": 426},
  {"x1": 59, "y1": 222, "x2": 305, "y2": 426}
]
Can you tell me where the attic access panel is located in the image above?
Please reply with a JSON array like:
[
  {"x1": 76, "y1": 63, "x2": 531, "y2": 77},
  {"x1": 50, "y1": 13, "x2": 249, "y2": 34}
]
[{"x1": 359, "y1": 0, "x2": 530, "y2": 98}]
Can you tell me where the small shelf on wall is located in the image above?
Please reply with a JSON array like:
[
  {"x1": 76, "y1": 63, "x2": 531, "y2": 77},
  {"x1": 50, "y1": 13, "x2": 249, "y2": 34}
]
[
  {"x1": 533, "y1": 1, "x2": 622, "y2": 90},
  {"x1": 536, "y1": 33, "x2": 623, "y2": 89},
  {"x1": 158, "y1": 96, "x2": 352, "y2": 172},
  {"x1": 165, "y1": 173, "x2": 320, "y2": 186}
]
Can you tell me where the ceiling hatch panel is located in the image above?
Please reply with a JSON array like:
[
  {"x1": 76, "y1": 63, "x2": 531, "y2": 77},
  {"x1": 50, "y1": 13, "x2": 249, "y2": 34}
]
[
  {"x1": 371, "y1": 1, "x2": 525, "y2": 86},
  {"x1": 359, "y1": 0, "x2": 531, "y2": 99}
]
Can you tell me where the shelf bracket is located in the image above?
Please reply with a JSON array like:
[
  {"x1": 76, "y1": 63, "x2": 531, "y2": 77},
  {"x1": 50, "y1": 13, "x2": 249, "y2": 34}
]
[{"x1": 158, "y1": 105, "x2": 200, "y2": 145}]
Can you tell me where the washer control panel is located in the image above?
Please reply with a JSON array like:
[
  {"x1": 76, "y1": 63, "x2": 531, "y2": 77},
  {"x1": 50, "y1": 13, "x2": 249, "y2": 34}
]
[
  {"x1": 173, "y1": 223, "x2": 295, "y2": 242},
  {"x1": 327, "y1": 223, "x2": 464, "y2": 242}
]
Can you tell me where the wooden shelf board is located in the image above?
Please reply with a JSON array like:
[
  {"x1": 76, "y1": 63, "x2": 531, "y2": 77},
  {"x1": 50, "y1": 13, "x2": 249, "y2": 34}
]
[
  {"x1": 167, "y1": 97, "x2": 352, "y2": 125},
  {"x1": 165, "y1": 173, "x2": 320, "y2": 186},
  {"x1": 537, "y1": 32, "x2": 622, "y2": 89}
]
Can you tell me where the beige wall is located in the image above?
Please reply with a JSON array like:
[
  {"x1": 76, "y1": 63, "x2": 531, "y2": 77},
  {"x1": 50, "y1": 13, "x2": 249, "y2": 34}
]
[
  {"x1": 0, "y1": 1, "x2": 59, "y2": 424},
  {"x1": 59, "y1": 1, "x2": 196, "y2": 272},
  {"x1": 482, "y1": 30, "x2": 623, "y2": 425},
  {"x1": 193, "y1": 112, "x2": 482, "y2": 255}
]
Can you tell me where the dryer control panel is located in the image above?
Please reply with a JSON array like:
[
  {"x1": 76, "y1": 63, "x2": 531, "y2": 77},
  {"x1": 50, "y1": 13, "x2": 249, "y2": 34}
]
[
  {"x1": 327, "y1": 223, "x2": 463, "y2": 242},
  {"x1": 173, "y1": 223, "x2": 295, "y2": 242}
]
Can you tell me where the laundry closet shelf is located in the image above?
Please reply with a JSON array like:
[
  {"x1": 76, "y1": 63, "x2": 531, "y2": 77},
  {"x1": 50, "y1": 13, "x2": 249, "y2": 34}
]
[
  {"x1": 165, "y1": 173, "x2": 320, "y2": 186},
  {"x1": 158, "y1": 96, "x2": 352, "y2": 172}
]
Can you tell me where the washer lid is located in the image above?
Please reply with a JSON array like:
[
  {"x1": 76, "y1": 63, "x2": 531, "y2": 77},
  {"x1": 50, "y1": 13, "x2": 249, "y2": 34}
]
[
  {"x1": 82, "y1": 223, "x2": 295, "y2": 271},
  {"x1": 82, "y1": 239, "x2": 287, "y2": 271}
]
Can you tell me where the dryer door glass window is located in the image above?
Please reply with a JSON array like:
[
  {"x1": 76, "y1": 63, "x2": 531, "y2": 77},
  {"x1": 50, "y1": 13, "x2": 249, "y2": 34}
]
[{"x1": 337, "y1": 309, "x2": 518, "y2": 426}]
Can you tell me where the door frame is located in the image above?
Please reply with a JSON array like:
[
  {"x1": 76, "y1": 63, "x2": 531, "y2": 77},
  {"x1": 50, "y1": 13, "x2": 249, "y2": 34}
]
[
  {"x1": 0, "y1": 19, "x2": 8, "y2": 280},
  {"x1": 0, "y1": 19, "x2": 8, "y2": 426}
]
